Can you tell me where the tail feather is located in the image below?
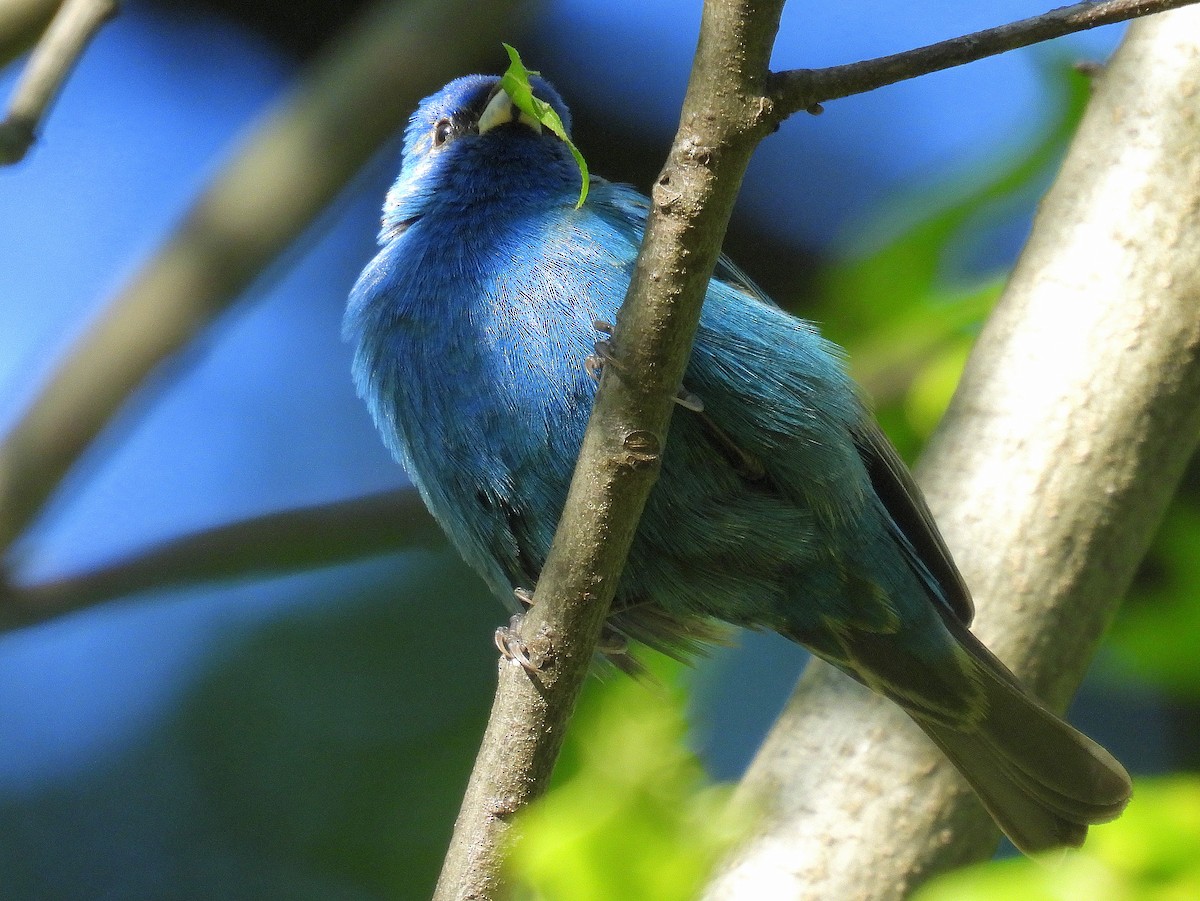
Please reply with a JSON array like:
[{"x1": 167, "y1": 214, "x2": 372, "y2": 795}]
[
  {"x1": 794, "y1": 610, "x2": 1133, "y2": 853},
  {"x1": 918, "y1": 720, "x2": 1088, "y2": 852},
  {"x1": 911, "y1": 632, "x2": 1131, "y2": 853}
]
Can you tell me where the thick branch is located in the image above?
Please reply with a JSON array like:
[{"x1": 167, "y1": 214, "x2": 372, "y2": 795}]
[
  {"x1": 431, "y1": 2, "x2": 787, "y2": 899},
  {"x1": 0, "y1": 0, "x2": 521, "y2": 554},
  {"x1": 0, "y1": 0, "x2": 117, "y2": 165},
  {"x1": 770, "y1": 0, "x2": 1200, "y2": 115},
  {"x1": 0, "y1": 489, "x2": 440, "y2": 631},
  {"x1": 704, "y1": 8, "x2": 1200, "y2": 898}
]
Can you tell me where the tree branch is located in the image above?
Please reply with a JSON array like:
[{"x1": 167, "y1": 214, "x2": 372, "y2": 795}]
[
  {"x1": 431, "y1": 1, "x2": 788, "y2": 898},
  {"x1": 770, "y1": 0, "x2": 1200, "y2": 115},
  {"x1": 0, "y1": 0, "x2": 61, "y2": 71},
  {"x1": 703, "y1": 7, "x2": 1200, "y2": 898},
  {"x1": 0, "y1": 0, "x2": 522, "y2": 555},
  {"x1": 0, "y1": 488, "x2": 440, "y2": 631},
  {"x1": 0, "y1": 0, "x2": 117, "y2": 165}
]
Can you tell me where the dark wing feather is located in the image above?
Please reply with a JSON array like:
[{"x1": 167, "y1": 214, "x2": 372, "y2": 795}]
[{"x1": 852, "y1": 421, "x2": 974, "y2": 624}]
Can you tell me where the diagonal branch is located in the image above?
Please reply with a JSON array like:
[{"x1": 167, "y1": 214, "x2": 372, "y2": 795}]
[
  {"x1": 4, "y1": 0, "x2": 1191, "y2": 607},
  {"x1": 770, "y1": 0, "x2": 1200, "y2": 115},
  {"x1": 431, "y1": 2, "x2": 788, "y2": 898},
  {"x1": 0, "y1": 0, "x2": 64, "y2": 71},
  {"x1": 0, "y1": 0, "x2": 118, "y2": 165},
  {"x1": 423, "y1": 0, "x2": 1197, "y2": 897}
]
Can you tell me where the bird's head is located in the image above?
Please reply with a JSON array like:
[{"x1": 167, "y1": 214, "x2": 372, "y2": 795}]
[{"x1": 381, "y1": 74, "x2": 578, "y2": 238}]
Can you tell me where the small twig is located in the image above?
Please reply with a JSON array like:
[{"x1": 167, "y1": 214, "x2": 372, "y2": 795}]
[
  {"x1": 0, "y1": 0, "x2": 118, "y2": 165},
  {"x1": 769, "y1": 0, "x2": 1200, "y2": 115},
  {"x1": 0, "y1": 489, "x2": 440, "y2": 631}
]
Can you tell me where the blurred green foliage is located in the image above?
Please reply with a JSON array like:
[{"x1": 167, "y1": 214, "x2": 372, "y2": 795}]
[
  {"x1": 915, "y1": 776, "x2": 1200, "y2": 901},
  {"x1": 1110, "y1": 487, "x2": 1200, "y2": 700},
  {"x1": 508, "y1": 654, "x2": 751, "y2": 901}
]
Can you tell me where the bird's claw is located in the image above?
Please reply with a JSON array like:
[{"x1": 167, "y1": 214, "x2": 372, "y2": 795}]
[
  {"x1": 495, "y1": 613, "x2": 542, "y2": 674},
  {"x1": 585, "y1": 343, "x2": 619, "y2": 385},
  {"x1": 585, "y1": 320, "x2": 619, "y2": 383},
  {"x1": 585, "y1": 321, "x2": 704, "y2": 412},
  {"x1": 674, "y1": 388, "x2": 704, "y2": 412},
  {"x1": 597, "y1": 629, "x2": 629, "y2": 657},
  {"x1": 584, "y1": 352, "x2": 606, "y2": 382}
]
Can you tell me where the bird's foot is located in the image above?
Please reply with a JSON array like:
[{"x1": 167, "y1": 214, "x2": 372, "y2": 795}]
[
  {"x1": 585, "y1": 320, "x2": 619, "y2": 382},
  {"x1": 674, "y1": 387, "x2": 704, "y2": 412},
  {"x1": 494, "y1": 612, "x2": 542, "y2": 674},
  {"x1": 597, "y1": 628, "x2": 629, "y2": 657},
  {"x1": 584, "y1": 320, "x2": 704, "y2": 412}
]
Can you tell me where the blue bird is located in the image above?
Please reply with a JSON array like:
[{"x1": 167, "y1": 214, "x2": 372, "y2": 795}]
[{"x1": 344, "y1": 73, "x2": 1131, "y2": 853}]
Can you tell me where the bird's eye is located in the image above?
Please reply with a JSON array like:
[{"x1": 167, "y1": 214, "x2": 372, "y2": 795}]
[{"x1": 432, "y1": 117, "x2": 453, "y2": 147}]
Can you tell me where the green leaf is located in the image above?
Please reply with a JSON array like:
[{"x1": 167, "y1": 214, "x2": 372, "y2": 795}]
[{"x1": 500, "y1": 43, "x2": 590, "y2": 208}]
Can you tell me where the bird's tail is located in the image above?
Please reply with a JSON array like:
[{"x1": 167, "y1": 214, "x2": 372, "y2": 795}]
[{"x1": 908, "y1": 625, "x2": 1131, "y2": 853}]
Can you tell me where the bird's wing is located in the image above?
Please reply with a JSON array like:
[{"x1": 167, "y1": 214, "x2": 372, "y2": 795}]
[
  {"x1": 595, "y1": 180, "x2": 971, "y2": 623},
  {"x1": 852, "y1": 421, "x2": 975, "y2": 625}
]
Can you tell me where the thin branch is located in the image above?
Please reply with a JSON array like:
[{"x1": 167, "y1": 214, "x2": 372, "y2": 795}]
[
  {"x1": 0, "y1": 0, "x2": 61, "y2": 71},
  {"x1": 769, "y1": 0, "x2": 1200, "y2": 115},
  {"x1": 431, "y1": 1, "x2": 788, "y2": 898},
  {"x1": 0, "y1": 489, "x2": 440, "y2": 631},
  {"x1": 0, "y1": 0, "x2": 523, "y2": 554},
  {"x1": 704, "y1": 7, "x2": 1200, "y2": 897},
  {"x1": 0, "y1": 0, "x2": 117, "y2": 165}
]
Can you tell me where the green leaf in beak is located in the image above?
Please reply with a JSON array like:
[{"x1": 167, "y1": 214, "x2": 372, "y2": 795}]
[{"x1": 500, "y1": 43, "x2": 590, "y2": 208}]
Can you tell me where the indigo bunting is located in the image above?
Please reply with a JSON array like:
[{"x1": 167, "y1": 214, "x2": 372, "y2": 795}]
[{"x1": 344, "y1": 73, "x2": 1131, "y2": 852}]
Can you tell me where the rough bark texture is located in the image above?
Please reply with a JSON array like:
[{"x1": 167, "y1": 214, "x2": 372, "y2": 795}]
[{"x1": 703, "y1": 8, "x2": 1200, "y2": 899}]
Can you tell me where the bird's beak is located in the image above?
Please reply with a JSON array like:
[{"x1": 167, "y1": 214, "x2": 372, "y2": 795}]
[{"x1": 478, "y1": 87, "x2": 543, "y2": 135}]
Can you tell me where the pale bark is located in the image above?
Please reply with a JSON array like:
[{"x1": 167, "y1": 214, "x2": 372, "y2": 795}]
[{"x1": 0, "y1": 0, "x2": 117, "y2": 164}]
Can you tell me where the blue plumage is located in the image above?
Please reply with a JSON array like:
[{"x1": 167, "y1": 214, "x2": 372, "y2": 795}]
[{"x1": 345, "y1": 73, "x2": 1131, "y2": 852}]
